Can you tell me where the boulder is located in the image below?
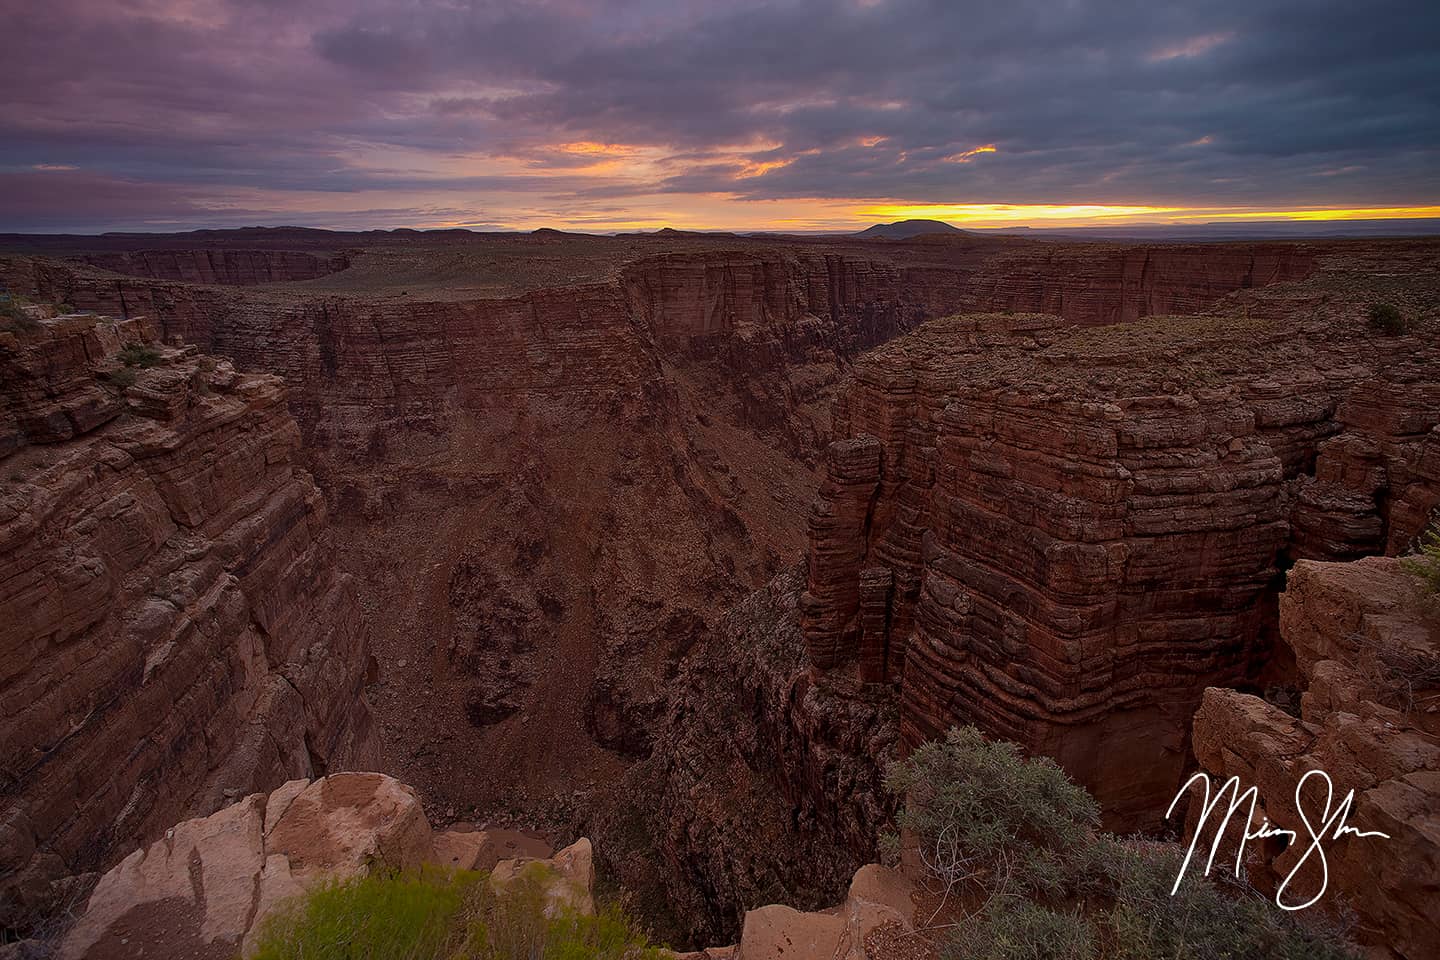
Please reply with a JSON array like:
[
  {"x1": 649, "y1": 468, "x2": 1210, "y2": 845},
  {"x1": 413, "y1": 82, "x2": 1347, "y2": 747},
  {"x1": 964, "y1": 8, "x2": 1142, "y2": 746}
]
[{"x1": 59, "y1": 774, "x2": 436, "y2": 960}]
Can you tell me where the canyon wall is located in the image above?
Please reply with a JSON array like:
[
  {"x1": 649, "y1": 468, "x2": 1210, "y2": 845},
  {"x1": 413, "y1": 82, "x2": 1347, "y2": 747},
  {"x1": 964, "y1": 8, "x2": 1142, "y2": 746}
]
[
  {"x1": 0, "y1": 314, "x2": 376, "y2": 937},
  {"x1": 0, "y1": 235, "x2": 1347, "y2": 940},
  {"x1": 72, "y1": 249, "x2": 348, "y2": 285},
  {"x1": 1189, "y1": 557, "x2": 1439, "y2": 960},
  {"x1": 801, "y1": 285, "x2": 1440, "y2": 827},
  {"x1": 952, "y1": 241, "x2": 1315, "y2": 324},
  {"x1": 594, "y1": 567, "x2": 899, "y2": 948}
]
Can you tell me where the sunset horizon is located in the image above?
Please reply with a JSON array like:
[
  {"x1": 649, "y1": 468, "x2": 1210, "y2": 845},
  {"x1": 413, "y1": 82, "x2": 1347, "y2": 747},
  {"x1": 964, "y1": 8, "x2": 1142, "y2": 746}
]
[{"x1": 4, "y1": 0, "x2": 1436, "y2": 235}]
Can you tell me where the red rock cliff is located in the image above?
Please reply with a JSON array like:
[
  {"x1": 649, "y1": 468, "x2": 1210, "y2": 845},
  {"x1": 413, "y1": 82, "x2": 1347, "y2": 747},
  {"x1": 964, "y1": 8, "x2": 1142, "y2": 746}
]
[
  {"x1": 74, "y1": 249, "x2": 348, "y2": 285},
  {"x1": 1189, "y1": 557, "x2": 1439, "y2": 960},
  {"x1": 800, "y1": 249, "x2": 1439, "y2": 828},
  {"x1": 0, "y1": 313, "x2": 377, "y2": 937}
]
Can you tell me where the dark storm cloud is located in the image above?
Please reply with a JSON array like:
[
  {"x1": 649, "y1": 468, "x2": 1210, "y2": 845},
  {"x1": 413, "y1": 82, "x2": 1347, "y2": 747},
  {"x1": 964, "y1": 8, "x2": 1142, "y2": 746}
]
[{"x1": 2, "y1": 0, "x2": 1437, "y2": 230}]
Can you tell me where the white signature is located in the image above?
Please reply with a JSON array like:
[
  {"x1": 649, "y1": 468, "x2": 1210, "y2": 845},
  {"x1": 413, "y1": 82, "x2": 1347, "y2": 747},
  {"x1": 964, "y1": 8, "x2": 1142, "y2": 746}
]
[{"x1": 1166, "y1": 769, "x2": 1390, "y2": 911}]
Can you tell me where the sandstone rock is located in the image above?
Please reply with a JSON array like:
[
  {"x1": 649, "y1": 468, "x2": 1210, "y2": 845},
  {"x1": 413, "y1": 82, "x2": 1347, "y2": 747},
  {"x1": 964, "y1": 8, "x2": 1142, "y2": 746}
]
[
  {"x1": 732, "y1": 863, "x2": 916, "y2": 960},
  {"x1": 1188, "y1": 557, "x2": 1440, "y2": 960},
  {"x1": 0, "y1": 316, "x2": 376, "y2": 937},
  {"x1": 431, "y1": 828, "x2": 492, "y2": 871},
  {"x1": 0, "y1": 233, "x2": 1328, "y2": 843},
  {"x1": 263, "y1": 774, "x2": 432, "y2": 880},
  {"x1": 801, "y1": 302, "x2": 1440, "y2": 828},
  {"x1": 56, "y1": 774, "x2": 467, "y2": 960},
  {"x1": 490, "y1": 838, "x2": 595, "y2": 917},
  {"x1": 736, "y1": 904, "x2": 846, "y2": 960}
]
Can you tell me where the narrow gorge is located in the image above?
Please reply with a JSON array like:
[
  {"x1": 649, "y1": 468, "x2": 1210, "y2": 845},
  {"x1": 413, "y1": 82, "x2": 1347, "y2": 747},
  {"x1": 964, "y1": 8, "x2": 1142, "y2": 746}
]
[{"x1": 2, "y1": 231, "x2": 1436, "y2": 958}]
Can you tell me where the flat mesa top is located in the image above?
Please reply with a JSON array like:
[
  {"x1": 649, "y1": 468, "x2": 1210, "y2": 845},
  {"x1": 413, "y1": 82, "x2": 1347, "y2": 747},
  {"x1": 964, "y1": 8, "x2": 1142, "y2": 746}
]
[
  {"x1": 0, "y1": 228, "x2": 1003, "y2": 301},
  {"x1": 1, "y1": 229, "x2": 1436, "y2": 306}
]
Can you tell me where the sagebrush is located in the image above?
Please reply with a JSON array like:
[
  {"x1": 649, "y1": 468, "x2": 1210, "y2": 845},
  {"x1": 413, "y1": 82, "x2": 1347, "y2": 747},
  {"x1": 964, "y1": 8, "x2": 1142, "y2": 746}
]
[
  {"x1": 887, "y1": 726, "x2": 1360, "y2": 960},
  {"x1": 1400, "y1": 522, "x2": 1440, "y2": 595},
  {"x1": 1367, "y1": 301, "x2": 1410, "y2": 335}
]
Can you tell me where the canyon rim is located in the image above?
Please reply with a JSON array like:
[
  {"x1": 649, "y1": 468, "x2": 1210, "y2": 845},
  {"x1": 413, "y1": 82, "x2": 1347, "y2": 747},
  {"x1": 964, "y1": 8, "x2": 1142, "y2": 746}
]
[{"x1": 3, "y1": 2, "x2": 1440, "y2": 959}]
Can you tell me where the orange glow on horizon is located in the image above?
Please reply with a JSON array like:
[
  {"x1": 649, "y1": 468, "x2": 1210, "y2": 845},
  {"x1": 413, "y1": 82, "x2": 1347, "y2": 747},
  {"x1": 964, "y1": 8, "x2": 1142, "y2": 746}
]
[{"x1": 855, "y1": 202, "x2": 1440, "y2": 229}]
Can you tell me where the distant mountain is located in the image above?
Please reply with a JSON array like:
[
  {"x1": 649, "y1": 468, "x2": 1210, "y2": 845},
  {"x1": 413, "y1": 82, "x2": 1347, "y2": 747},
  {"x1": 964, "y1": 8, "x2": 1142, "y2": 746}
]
[{"x1": 855, "y1": 218, "x2": 968, "y2": 239}]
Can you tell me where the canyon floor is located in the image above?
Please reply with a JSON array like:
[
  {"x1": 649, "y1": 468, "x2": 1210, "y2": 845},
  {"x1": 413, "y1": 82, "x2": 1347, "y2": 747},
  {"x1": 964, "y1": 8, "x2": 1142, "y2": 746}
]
[{"x1": 2, "y1": 228, "x2": 1437, "y2": 956}]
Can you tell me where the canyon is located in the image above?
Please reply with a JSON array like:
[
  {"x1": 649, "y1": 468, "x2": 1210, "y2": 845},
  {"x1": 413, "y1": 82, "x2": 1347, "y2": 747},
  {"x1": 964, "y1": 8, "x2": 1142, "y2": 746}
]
[{"x1": 1, "y1": 229, "x2": 1437, "y2": 956}]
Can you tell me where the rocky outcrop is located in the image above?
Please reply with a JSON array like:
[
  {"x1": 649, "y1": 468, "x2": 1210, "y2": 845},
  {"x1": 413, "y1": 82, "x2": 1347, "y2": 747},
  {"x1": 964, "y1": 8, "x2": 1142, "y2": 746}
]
[
  {"x1": 55, "y1": 772, "x2": 586, "y2": 960},
  {"x1": 0, "y1": 315, "x2": 376, "y2": 938},
  {"x1": 801, "y1": 282, "x2": 1439, "y2": 828},
  {"x1": 1187, "y1": 557, "x2": 1440, "y2": 960},
  {"x1": 597, "y1": 567, "x2": 899, "y2": 947},
  {"x1": 73, "y1": 250, "x2": 348, "y2": 286},
  {"x1": 721, "y1": 864, "x2": 919, "y2": 960}
]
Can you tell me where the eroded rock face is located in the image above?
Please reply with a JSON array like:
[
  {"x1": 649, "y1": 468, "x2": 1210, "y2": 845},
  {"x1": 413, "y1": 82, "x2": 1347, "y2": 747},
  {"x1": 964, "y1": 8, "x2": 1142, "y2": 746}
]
[
  {"x1": 1188, "y1": 557, "x2": 1440, "y2": 960},
  {"x1": 799, "y1": 247, "x2": 1440, "y2": 828},
  {"x1": 0, "y1": 316, "x2": 376, "y2": 937},
  {"x1": 73, "y1": 250, "x2": 348, "y2": 286},
  {"x1": 597, "y1": 567, "x2": 899, "y2": 947},
  {"x1": 0, "y1": 235, "x2": 1325, "y2": 825}
]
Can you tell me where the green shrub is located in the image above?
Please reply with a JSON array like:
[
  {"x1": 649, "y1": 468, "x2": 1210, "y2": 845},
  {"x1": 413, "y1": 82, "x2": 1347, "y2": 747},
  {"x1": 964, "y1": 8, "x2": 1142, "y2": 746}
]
[
  {"x1": 1400, "y1": 522, "x2": 1440, "y2": 595},
  {"x1": 105, "y1": 367, "x2": 138, "y2": 389},
  {"x1": 1101, "y1": 840, "x2": 1357, "y2": 960},
  {"x1": 252, "y1": 867, "x2": 471, "y2": 960},
  {"x1": 943, "y1": 900, "x2": 1096, "y2": 960},
  {"x1": 886, "y1": 727, "x2": 1360, "y2": 960},
  {"x1": 1367, "y1": 301, "x2": 1410, "y2": 335},
  {"x1": 884, "y1": 726, "x2": 1098, "y2": 912},
  {"x1": 119, "y1": 343, "x2": 163, "y2": 368},
  {"x1": 1, "y1": 298, "x2": 38, "y2": 332},
  {"x1": 251, "y1": 863, "x2": 668, "y2": 960}
]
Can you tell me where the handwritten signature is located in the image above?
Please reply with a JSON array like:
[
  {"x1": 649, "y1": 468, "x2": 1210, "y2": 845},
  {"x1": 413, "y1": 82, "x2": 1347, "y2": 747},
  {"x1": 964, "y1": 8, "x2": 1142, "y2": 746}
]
[{"x1": 1166, "y1": 769, "x2": 1390, "y2": 910}]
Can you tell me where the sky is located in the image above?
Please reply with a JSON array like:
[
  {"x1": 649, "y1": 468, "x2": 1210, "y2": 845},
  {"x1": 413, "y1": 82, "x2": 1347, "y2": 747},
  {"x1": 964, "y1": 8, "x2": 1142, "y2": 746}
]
[{"x1": 2, "y1": 0, "x2": 1437, "y2": 234}]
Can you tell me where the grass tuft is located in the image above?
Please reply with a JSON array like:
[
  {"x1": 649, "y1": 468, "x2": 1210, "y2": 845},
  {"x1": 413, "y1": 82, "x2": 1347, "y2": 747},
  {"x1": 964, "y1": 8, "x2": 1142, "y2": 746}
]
[{"x1": 251, "y1": 863, "x2": 668, "y2": 960}]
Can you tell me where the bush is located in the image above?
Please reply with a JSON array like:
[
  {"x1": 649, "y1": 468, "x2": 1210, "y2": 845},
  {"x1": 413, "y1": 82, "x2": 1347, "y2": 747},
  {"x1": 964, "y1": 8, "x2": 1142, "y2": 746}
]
[
  {"x1": 886, "y1": 727, "x2": 1360, "y2": 960},
  {"x1": 1400, "y1": 522, "x2": 1440, "y2": 595},
  {"x1": 1, "y1": 298, "x2": 39, "y2": 333},
  {"x1": 885, "y1": 726, "x2": 1098, "y2": 912},
  {"x1": 252, "y1": 867, "x2": 470, "y2": 960},
  {"x1": 251, "y1": 863, "x2": 669, "y2": 960},
  {"x1": 943, "y1": 899, "x2": 1096, "y2": 960},
  {"x1": 119, "y1": 343, "x2": 163, "y2": 368},
  {"x1": 1367, "y1": 302, "x2": 1410, "y2": 335},
  {"x1": 105, "y1": 367, "x2": 139, "y2": 389}
]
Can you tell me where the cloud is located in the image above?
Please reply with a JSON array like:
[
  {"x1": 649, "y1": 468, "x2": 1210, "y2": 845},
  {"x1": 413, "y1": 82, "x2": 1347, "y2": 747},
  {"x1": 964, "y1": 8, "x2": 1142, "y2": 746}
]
[{"x1": 0, "y1": 0, "x2": 1436, "y2": 231}]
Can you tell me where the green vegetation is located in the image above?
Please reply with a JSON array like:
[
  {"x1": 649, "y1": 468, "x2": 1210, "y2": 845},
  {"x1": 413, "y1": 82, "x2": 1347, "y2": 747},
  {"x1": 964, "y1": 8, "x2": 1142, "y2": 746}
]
[
  {"x1": 1, "y1": 296, "x2": 39, "y2": 333},
  {"x1": 1400, "y1": 521, "x2": 1440, "y2": 595},
  {"x1": 118, "y1": 342, "x2": 164, "y2": 368},
  {"x1": 251, "y1": 863, "x2": 668, "y2": 960},
  {"x1": 1367, "y1": 301, "x2": 1411, "y2": 335},
  {"x1": 252, "y1": 867, "x2": 469, "y2": 960},
  {"x1": 104, "y1": 367, "x2": 139, "y2": 389},
  {"x1": 886, "y1": 727, "x2": 1360, "y2": 960}
]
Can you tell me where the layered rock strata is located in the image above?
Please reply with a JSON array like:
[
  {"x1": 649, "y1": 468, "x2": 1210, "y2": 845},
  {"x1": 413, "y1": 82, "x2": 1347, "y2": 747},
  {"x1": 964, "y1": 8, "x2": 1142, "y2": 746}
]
[
  {"x1": 801, "y1": 283, "x2": 1440, "y2": 827},
  {"x1": 72, "y1": 249, "x2": 348, "y2": 286},
  {"x1": 0, "y1": 315, "x2": 376, "y2": 937},
  {"x1": 1188, "y1": 557, "x2": 1439, "y2": 960}
]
